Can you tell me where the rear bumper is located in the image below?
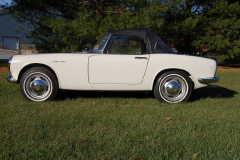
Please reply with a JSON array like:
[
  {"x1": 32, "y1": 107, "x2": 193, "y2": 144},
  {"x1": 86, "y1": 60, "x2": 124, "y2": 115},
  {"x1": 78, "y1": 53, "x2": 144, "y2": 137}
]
[
  {"x1": 198, "y1": 77, "x2": 220, "y2": 85},
  {"x1": 6, "y1": 75, "x2": 17, "y2": 83}
]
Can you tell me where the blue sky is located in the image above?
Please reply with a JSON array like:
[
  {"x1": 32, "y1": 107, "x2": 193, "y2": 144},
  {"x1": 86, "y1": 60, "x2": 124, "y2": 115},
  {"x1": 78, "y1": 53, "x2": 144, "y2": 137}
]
[{"x1": 0, "y1": 0, "x2": 12, "y2": 5}]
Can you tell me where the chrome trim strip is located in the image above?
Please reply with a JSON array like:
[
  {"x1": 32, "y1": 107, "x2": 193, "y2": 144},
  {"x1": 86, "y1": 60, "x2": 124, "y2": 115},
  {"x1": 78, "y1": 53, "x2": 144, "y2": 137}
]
[
  {"x1": 6, "y1": 75, "x2": 17, "y2": 83},
  {"x1": 198, "y1": 77, "x2": 220, "y2": 85}
]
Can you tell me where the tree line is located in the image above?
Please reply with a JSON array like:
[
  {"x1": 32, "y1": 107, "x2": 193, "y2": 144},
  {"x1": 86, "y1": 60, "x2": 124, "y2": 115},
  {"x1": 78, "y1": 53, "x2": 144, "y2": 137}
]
[{"x1": 2, "y1": 0, "x2": 240, "y2": 63}]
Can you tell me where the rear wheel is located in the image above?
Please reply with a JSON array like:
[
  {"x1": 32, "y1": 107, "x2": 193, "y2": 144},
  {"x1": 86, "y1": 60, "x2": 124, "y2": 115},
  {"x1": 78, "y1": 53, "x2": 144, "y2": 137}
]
[
  {"x1": 20, "y1": 67, "x2": 58, "y2": 102},
  {"x1": 153, "y1": 71, "x2": 192, "y2": 103}
]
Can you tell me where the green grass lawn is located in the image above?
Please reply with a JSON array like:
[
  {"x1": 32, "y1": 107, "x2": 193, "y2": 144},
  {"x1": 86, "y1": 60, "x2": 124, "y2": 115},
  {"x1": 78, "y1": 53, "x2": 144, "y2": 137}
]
[{"x1": 0, "y1": 65, "x2": 239, "y2": 159}]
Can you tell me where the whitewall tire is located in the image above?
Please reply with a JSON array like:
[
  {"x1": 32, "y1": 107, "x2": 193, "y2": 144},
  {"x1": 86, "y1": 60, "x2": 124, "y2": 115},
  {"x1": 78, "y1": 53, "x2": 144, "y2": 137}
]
[
  {"x1": 154, "y1": 71, "x2": 193, "y2": 103},
  {"x1": 20, "y1": 67, "x2": 58, "y2": 102}
]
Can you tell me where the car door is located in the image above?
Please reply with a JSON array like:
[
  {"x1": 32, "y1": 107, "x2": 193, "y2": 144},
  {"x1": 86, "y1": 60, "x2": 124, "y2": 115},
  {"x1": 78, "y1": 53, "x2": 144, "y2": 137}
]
[{"x1": 88, "y1": 35, "x2": 149, "y2": 84}]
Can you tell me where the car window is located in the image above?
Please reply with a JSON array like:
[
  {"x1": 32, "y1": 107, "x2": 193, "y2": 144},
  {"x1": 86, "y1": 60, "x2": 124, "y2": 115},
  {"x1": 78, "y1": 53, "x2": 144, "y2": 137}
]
[
  {"x1": 106, "y1": 35, "x2": 146, "y2": 54},
  {"x1": 154, "y1": 37, "x2": 174, "y2": 53}
]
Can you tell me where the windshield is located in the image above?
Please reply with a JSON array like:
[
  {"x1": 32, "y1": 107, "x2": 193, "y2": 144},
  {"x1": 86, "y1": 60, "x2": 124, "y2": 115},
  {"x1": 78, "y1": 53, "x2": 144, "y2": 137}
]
[{"x1": 90, "y1": 33, "x2": 110, "y2": 52}]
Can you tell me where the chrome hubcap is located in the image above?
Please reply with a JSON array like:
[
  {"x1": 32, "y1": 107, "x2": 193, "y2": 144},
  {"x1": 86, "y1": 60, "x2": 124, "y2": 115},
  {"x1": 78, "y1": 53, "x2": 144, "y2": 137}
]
[
  {"x1": 160, "y1": 74, "x2": 188, "y2": 103},
  {"x1": 24, "y1": 73, "x2": 51, "y2": 100},
  {"x1": 165, "y1": 81, "x2": 181, "y2": 96},
  {"x1": 31, "y1": 79, "x2": 47, "y2": 95}
]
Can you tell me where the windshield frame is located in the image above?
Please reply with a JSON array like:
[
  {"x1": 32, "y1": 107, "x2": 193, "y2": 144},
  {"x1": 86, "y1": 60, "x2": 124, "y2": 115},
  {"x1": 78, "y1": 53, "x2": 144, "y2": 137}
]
[{"x1": 89, "y1": 33, "x2": 111, "y2": 53}]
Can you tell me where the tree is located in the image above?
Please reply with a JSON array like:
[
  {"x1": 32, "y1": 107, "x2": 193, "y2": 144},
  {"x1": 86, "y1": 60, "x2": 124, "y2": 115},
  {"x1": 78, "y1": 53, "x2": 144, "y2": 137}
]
[
  {"x1": 3, "y1": 0, "x2": 168, "y2": 53},
  {"x1": 193, "y1": 0, "x2": 240, "y2": 63},
  {"x1": 2, "y1": 0, "x2": 240, "y2": 63}
]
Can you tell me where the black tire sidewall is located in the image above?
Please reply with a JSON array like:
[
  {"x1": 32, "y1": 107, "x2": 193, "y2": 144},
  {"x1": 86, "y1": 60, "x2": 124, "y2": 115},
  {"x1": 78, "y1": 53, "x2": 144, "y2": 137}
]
[
  {"x1": 20, "y1": 67, "x2": 58, "y2": 102},
  {"x1": 154, "y1": 71, "x2": 193, "y2": 103}
]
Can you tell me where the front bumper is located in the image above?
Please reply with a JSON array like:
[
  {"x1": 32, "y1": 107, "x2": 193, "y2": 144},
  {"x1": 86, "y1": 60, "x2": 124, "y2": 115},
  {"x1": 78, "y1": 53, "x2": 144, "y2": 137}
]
[
  {"x1": 198, "y1": 77, "x2": 220, "y2": 85},
  {"x1": 6, "y1": 75, "x2": 17, "y2": 83}
]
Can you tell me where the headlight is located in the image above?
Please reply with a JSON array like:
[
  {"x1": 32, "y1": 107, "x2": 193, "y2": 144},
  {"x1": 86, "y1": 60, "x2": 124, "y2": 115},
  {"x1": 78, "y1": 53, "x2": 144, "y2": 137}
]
[{"x1": 9, "y1": 56, "x2": 13, "y2": 64}]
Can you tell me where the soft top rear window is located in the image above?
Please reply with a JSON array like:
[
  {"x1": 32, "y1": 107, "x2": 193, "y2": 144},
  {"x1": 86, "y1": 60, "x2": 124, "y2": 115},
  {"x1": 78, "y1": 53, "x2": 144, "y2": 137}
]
[{"x1": 153, "y1": 37, "x2": 174, "y2": 53}]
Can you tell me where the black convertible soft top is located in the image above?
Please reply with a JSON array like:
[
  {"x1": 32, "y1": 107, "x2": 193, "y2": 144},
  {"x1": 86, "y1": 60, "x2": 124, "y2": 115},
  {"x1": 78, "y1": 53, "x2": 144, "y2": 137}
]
[{"x1": 108, "y1": 29, "x2": 173, "y2": 53}]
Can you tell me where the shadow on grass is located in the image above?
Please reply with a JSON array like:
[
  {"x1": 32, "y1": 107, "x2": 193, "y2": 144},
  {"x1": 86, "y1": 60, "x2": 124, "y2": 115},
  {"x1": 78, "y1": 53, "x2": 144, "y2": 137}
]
[
  {"x1": 56, "y1": 90, "x2": 155, "y2": 101},
  {"x1": 56, "y1": 86, "x2": 238, "y2": 102},
  {"x1": 190, "y1": 86, "x2": 238, "y2": 102}
]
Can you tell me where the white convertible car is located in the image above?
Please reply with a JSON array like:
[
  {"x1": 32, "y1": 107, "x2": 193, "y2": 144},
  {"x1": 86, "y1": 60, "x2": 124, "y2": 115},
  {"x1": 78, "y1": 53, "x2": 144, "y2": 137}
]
[{"x1": 6, "y1": 29, "x2": 219, "y2": 103}]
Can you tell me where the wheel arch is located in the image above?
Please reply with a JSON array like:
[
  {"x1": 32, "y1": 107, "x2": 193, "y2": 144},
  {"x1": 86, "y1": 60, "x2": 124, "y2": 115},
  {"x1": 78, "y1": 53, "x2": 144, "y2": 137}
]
[
  {"x1": 152, "y1": 68, "x2": 194, "y2": 90},
  {"x1": 17, "y1": 63, "x2": 59, "y2": 86}
]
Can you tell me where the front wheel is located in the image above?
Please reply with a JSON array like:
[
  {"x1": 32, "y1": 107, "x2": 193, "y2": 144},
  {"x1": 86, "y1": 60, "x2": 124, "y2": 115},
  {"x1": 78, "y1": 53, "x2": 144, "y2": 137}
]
[
  {"x1": 153, "y1": 71, "x2": 193, "y2": 103},
  {"x1": 20, "y1": 67, "x2": 58, "y2": 102}
]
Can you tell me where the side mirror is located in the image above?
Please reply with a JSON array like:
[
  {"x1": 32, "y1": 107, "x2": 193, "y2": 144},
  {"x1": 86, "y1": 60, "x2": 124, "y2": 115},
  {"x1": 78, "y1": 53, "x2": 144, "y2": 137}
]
[{"x1": 82, "y1": 47, "x2": 90, "y2": 53}]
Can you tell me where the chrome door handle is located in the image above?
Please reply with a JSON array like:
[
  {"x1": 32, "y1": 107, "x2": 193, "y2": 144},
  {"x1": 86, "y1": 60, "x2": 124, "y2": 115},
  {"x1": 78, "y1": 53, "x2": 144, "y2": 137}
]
[{"x1": 135, "y1": 57, "x2": 148, "y2": 59}]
